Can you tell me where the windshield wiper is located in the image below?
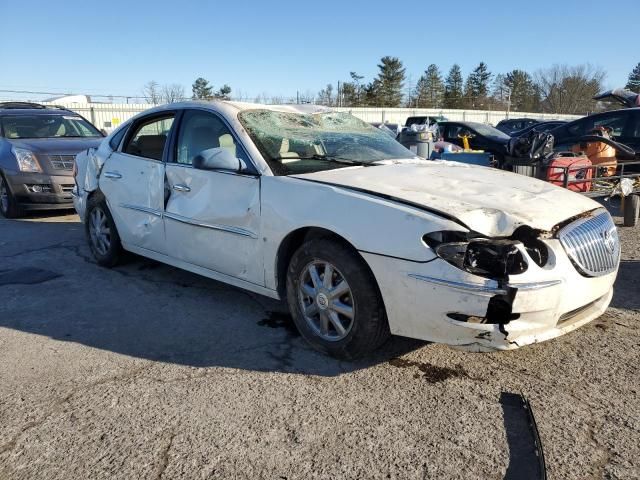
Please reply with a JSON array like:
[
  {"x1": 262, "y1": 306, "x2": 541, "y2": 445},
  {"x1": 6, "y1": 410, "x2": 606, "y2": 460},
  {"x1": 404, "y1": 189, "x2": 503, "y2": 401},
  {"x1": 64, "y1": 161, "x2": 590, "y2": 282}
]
[{"x1": 275, "y1": 154, "x2": 372, "y2": 166}]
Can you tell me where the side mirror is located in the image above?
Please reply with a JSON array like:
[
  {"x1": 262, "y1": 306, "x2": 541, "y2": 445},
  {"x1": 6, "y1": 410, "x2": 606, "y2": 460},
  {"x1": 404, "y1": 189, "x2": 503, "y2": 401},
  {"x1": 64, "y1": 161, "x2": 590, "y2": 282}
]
[
  {"x1": 193, "y1": 147, "x2": 246, "y2": 172},
  {"x1": 100, "y1": 128, "x2": 108, "y2": 137}
]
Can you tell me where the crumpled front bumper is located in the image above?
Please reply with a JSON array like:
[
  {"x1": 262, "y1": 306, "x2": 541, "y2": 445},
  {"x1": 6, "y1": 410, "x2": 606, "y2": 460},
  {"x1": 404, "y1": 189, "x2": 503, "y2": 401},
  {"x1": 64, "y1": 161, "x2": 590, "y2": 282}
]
[{"x1": 360, "y1": 237, "x2": 617, "y2": 351}]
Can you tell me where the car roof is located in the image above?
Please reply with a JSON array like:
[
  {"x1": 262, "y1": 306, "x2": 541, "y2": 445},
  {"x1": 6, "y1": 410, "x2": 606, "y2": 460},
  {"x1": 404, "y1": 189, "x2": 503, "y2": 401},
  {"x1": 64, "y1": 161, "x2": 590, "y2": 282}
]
[
  {"x1": 439, "y1": 121, "x2": 489, "y2": 128},
  {"x1": 0, "y1": 102, "x2": 75, "y2": 115}
]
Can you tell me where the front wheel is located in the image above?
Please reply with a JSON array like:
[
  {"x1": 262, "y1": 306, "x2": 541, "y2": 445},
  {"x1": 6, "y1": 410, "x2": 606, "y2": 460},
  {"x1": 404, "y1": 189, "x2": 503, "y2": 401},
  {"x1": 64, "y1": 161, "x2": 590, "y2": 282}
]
[
  {"x1": 85, "y1": 195, "x2": 123, "y2": 267},
  {"x1": 286, "y1": 238, "x2": 390, "y2": 359},
  {"x1": 0, "y1": 174, "x2": 22, "y2": 218}
]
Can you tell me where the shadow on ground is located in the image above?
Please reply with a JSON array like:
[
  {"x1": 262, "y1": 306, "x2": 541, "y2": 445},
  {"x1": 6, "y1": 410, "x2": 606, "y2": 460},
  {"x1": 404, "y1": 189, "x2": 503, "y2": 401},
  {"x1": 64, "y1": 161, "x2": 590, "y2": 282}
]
[{"x1": 0, "y1": 216, "x2": 425, "y2": 376}]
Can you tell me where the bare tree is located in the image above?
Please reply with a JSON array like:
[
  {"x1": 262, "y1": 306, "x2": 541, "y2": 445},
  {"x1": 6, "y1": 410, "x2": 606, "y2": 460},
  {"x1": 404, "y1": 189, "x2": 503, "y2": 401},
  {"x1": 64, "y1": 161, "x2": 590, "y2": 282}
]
[
  {"x1": 161, "y1": 84, "x2": 186, "y2": 104},
  {"x1": 142, "y1": 81, "x2": 161, "y2": 105},
  {"x1": 534, "y1": 64, "x2": 605, "y2": 114},
  {"x1": 316, "y1": 84, "x2": 334, "y2": 106}
]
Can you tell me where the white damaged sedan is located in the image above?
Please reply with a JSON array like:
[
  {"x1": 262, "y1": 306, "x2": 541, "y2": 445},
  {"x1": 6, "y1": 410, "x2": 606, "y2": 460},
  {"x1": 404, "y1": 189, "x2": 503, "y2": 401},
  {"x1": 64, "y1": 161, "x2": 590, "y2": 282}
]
[{"x1": 73, "y1": 102, "x2": 620, "y2": 358}]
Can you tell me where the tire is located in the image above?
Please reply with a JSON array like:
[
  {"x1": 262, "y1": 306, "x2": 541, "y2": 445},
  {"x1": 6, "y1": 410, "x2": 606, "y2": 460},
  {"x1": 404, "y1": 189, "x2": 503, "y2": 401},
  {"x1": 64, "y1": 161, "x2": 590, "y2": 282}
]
[
  {"x1": 286, "y1": 237, "x2": 390, "y2": 359},
  {"x1": 0, "y1": 173, "x2": 22, "y2": 218},
  {"x1": 85, "y1": 194, "x2": 123, "y2": 267},
  {"x1": 623, "y1": 194, "x2": 639, "y2": 227}
]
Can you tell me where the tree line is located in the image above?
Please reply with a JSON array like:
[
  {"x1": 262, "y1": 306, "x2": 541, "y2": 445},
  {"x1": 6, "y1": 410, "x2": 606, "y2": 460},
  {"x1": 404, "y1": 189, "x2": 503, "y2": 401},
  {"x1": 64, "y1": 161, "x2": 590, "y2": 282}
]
[
  {"x1": 140, "y1": 61, "x2": 640, "y2": 113},
  {"x1": 142, "y1": 77, "x2": 232, "y2": 105},
  {"x1": 317, "y1": 59, "x2": 640, "y2": 115}
]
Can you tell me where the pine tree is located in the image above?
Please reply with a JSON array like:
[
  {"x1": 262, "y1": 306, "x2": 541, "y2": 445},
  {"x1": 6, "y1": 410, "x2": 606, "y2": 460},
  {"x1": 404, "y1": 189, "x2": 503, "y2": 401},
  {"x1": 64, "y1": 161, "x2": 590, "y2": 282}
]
[
  {"x1": 504, "y1": 70, "x2": 539, "y2": 112},
  {"x1": 192, "y1": 77, "x2": 213, "y2": 100},
  {"x1": 443, "y1": 64, "x2": 464, "y2": 108},
  {"x1": 414, "y1": 64, "x2": 444, "y2": 108},
  {"x1": 626, "y1": 63, "x2": 640, "y2": 92},
  {"x1": 371, "y1": 56, "x2": 405, "y2": 107},
  {"x1": 215, "y1": 84, "x2": 232, "y2": 100},
  {"x1": 341, "y1": 72, "x2": 365, "y2": 106},
  {"x1": 464, "y1": 62, "x2": 492, "y2": 108}
]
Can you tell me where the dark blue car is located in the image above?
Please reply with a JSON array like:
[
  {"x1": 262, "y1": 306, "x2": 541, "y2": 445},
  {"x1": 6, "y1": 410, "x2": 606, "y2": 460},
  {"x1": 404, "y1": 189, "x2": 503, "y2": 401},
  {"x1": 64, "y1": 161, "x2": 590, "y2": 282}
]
[{"x1": 0, "y1": 102, "x2": 103, "y2": 217}]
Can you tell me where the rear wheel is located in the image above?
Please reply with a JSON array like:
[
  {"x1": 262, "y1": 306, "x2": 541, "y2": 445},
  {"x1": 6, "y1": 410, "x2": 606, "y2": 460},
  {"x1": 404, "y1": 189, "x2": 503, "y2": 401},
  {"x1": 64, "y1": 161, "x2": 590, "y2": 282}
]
[
  {"x1": 623, "y1": 194, "x2": 639, "y2": 227},
  {"x1": 0, "y1": 174, "x2": 22, "y2": 218},
  {"x1": 286, "y1": 238, "x2": 390, "y2": 359},
  {"x1": 85, "y1": 195, "x2": 122, "y2": 267}
]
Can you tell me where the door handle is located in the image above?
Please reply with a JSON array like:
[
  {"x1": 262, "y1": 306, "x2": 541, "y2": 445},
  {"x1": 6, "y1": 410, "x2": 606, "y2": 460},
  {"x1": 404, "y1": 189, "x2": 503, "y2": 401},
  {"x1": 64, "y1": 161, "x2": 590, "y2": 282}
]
[
  {"x1": 172, "y1": 184, "x2": 191, "y2": 193},
  {"x1": 104, "y1": 171, "x2": 122, "y2": 179}
]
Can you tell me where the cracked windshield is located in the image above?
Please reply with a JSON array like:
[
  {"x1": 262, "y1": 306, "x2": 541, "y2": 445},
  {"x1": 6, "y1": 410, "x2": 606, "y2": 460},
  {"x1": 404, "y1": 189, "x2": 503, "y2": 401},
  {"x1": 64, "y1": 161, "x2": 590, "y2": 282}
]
[{"x1": 239, "y1": 110, "x2": 416, "y2": 175}]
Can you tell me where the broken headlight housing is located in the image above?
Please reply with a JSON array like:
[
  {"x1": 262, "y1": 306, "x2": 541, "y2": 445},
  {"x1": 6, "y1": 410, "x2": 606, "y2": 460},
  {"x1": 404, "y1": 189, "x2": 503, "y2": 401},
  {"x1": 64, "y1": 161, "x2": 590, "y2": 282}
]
[{"x1": 423, "y1": 231, "x2": 528, "y2": 279}]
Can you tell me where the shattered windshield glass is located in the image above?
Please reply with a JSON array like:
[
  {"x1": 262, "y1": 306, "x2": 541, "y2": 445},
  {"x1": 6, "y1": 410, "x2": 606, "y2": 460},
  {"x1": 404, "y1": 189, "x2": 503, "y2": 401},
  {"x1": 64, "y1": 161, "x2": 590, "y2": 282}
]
[{"x1": 238, "y1": 110, "x2": 416, "y2": 175}]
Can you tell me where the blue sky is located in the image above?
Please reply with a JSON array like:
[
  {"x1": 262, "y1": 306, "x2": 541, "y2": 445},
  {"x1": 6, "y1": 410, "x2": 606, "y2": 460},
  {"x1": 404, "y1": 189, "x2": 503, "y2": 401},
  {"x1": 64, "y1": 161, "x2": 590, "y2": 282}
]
[{"x1": 0, "y1": 0, "x2": 636, "y2": 101}]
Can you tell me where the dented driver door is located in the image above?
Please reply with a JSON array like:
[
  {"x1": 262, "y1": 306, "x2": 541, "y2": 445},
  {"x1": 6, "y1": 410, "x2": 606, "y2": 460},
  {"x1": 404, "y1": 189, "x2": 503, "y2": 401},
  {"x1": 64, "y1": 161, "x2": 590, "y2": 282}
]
[{"x1": 163, "y1": 109, "x2": 263, "y2": 286}]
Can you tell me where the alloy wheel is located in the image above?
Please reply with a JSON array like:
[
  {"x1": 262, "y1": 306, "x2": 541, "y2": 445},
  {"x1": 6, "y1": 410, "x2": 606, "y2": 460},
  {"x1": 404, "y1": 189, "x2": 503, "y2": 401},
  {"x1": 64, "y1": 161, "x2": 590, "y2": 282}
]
[
  {"x1": 298, "y1": 260, "x2": 355, "y2": 341},
  {"x1": 89, "y1": 207, "x2": 111, "y2": 256},
  {"x1": 0, "y1": 177, "x2": 8, "y2": 214}
]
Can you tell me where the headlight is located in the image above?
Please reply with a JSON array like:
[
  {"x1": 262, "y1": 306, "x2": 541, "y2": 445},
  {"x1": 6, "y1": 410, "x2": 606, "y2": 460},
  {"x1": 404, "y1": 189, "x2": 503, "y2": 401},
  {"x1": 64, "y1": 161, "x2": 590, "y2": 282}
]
[
  {"x1": 12, "y1": 147, "x2": 42, "y2": 172},
  {"x1": 424, "y1": 231, "x2": 527, "y2": 279}
]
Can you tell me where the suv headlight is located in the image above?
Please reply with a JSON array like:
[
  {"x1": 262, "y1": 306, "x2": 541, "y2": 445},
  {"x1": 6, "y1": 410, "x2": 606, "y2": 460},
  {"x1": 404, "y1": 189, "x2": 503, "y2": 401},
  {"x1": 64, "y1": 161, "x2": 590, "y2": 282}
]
[
  {"x1": 423, "y1": 231, "x2": 528, "y2": 279},
  {"x1": 12, "y1": 147, "x2": 42, "y2": 173}
]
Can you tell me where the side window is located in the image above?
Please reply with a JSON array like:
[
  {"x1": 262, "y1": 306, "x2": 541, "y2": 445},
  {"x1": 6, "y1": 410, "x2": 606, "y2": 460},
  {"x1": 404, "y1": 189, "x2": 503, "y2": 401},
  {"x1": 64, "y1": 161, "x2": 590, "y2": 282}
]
[
  {"x1": 568, "y1": 113, "x2": 627, "y2": 139},
  {"x1": 175, "y1": 110, "x2": 248, "y2": 166},
  {"x1": 447, "y1": 125, "x2": 464, "y2": 139},
  {"x1": 123, "y1": 115, "x2": 174, "y2": 160},
  {"x1": 592, "y1": 113, "x2": 627, "y2": 137},
  {"x1": 109, "y1": 126, "x2": 128, "y2": 150}
]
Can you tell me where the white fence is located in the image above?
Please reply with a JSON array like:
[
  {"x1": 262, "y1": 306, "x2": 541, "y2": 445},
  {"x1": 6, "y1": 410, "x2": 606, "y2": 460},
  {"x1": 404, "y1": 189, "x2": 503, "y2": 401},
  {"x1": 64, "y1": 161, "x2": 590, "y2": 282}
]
[
  {"x1": 333, "y1": 107, "x2": 581, "y2": 126},
  {"x1": 34, "y1": 102, "x2": 581, "y2": 132}
]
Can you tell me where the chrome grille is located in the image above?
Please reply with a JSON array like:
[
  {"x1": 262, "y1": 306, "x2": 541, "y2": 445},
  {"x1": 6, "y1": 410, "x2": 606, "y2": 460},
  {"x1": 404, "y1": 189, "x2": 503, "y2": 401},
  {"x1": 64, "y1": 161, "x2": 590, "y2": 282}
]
[
  {"x1": 61, "y1": 184, "x2": 75, "y2": 193},
  {"x1": 558, "y1": 209, "x2": 620, "y2": 277},
  {"x1": 49, "y1": 155, "x2": 76, "y2": 170}
]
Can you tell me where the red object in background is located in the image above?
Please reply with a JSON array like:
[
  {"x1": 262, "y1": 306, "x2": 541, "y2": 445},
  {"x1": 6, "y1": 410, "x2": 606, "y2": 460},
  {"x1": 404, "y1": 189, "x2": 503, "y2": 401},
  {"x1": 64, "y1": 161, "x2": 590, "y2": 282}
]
[{"x1": 544, "y1": 152, "x2": 593, "y2": 192}]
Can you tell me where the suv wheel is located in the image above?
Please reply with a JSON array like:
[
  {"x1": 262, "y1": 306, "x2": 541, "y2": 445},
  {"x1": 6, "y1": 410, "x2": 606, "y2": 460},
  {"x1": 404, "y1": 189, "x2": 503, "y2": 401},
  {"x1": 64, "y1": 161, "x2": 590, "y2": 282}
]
[
  {"x1": 286, "y1": 237, "x2": 390, "y2": 359},
  {"x1": 0, "y1": 174, "x2": 21, "y2": 218}
]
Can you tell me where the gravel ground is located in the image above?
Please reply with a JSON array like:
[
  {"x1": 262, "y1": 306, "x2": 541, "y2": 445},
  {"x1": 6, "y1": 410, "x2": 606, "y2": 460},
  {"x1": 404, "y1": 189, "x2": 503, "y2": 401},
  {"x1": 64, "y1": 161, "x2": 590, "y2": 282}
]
[{"x1": 0, "y1": 202, "x2": 638, "y2": 480}]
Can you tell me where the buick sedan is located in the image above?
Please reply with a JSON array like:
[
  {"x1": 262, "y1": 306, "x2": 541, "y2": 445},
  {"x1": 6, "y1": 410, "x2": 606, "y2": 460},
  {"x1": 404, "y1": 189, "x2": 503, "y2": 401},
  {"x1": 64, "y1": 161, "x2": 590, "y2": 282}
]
[{"x1": 73, "y1": 102, "x2": 620, "y2": 358}]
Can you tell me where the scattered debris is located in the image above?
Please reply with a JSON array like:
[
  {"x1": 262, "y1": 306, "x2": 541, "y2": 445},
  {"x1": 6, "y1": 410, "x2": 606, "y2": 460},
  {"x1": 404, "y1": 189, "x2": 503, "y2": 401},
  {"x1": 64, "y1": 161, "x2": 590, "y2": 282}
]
[{"x1": 500, "y1": 392, "x2": 547, "y2": 480}]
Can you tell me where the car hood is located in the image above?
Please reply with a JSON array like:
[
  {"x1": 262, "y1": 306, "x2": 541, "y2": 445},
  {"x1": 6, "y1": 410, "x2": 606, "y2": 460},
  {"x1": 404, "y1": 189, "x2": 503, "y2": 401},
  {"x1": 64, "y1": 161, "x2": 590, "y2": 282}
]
[
  {"x1": 7, "y1": 137, "x2": 102, "y2": 154},
  {"x1": 293, "y1": 160, "x2": 600, "y2": 237}
]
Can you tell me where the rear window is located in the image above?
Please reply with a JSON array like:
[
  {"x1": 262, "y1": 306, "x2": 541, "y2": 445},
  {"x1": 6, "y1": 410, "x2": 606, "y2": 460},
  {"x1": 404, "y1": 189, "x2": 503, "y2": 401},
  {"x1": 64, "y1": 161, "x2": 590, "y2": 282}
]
[{"x1": 0, "y1": 114, "x2": 101, "y2": 139}]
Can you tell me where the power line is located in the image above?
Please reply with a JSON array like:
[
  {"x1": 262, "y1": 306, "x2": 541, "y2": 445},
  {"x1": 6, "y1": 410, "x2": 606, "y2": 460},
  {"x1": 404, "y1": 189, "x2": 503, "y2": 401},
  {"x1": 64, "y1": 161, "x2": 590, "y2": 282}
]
[{"x1": 0, "y1": 88, "x2": 148, "y2": 101}]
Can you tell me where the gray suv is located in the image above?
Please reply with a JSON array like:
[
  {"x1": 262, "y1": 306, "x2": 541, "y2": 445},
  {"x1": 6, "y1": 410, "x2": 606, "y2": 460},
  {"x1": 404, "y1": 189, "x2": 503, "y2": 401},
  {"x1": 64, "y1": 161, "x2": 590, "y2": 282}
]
[{"x1": 0, "y1": 102, "x2": 103, "y2": 217}]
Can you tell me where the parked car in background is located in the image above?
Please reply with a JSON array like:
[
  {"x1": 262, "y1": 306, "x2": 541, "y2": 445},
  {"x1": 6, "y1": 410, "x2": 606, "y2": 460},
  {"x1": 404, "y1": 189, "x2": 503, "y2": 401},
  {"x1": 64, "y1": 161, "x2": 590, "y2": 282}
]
[
  {"x1": 496, "y1": 118, "x2": 540, "y2": 134},
  {"x1": 0, "y1": 102, "x2": 103, "y2": 217},
  {"x1": 438, "y1": 121, "x2": 511, "y2": 163},
  {"x1": 593, "y1": 88, "x2": 640, "y2": 109},
  {"x1": 369, "y1": 122, "x2": 400, "y2": 137},
  {"x1": 74, "y1": 101, "x2": 619, "y2": 358},
  {"x1": 402, "y1": 115, "x2": 447, "y2": 130},
  {"x1": 510, "y1": 120, "x2": 567, "y2": 137},
  {"x1": 551, "y1": 108, "x2": 640, "y2": 155}
]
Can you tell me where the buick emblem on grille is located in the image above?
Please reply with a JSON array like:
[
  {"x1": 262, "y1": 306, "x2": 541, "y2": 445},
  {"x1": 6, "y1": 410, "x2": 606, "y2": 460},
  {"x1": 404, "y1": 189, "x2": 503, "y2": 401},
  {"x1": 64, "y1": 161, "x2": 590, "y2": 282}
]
[{"x1": 602, "y1": 229, "x2": 616, "y2": 254}]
